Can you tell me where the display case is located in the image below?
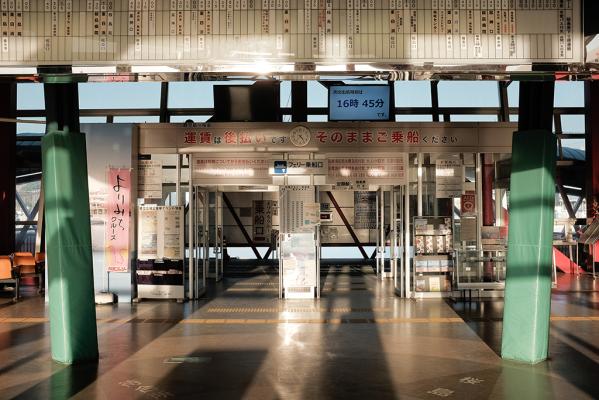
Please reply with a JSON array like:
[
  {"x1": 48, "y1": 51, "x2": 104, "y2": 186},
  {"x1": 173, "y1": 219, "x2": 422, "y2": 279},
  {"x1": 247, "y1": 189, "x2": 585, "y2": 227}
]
[{"x1": 413, "y1": 216, "x2": 454, "y2": 294}]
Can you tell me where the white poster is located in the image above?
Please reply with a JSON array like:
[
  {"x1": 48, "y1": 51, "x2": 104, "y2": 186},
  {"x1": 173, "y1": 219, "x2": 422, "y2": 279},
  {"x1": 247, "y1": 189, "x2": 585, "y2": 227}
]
[
  {"x1": 138, "y1": 206, "x2": 159, "y2": 260},
  {"x1": 138, "y1": 159, "x2": 163, "y2": 199},
  {"x1": 137, "y1": 206, "x2": 184, "y2": 260},
  {"x1": 436, "y1": 159, "x2": 464, "y2": 198},
  {"x1": 159, "y1": 206, "x2": 184, "y2": 260}
]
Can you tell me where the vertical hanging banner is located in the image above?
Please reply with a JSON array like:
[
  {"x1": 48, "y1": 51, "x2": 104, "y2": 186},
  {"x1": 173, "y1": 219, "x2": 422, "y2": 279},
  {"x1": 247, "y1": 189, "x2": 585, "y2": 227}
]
[
  {"x1": 436, "y1": 159, "x2": 464, "y2": 198},
  {"x1": 104, "y1": 168, "x2": 131, "y2": 273}
]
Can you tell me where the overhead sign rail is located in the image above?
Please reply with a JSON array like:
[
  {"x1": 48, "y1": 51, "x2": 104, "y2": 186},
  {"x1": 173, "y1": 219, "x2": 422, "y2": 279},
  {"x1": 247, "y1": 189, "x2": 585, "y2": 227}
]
[{"x1": 0, "y1": 1, "x2": 582, "y2": 68}]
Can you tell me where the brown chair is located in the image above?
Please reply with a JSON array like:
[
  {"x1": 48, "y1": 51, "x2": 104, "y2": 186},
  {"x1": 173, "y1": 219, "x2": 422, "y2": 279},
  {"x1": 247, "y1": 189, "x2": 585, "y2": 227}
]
[
  {"x1": 0, "y1": 256, "x2": 18, "y2": 302},
  {"x1": 13, "y1": 252, "x2": 42, "y2": 297}
]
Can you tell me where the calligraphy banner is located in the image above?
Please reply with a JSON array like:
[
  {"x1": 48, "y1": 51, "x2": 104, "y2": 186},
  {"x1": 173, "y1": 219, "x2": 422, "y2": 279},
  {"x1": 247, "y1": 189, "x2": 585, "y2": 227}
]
[{"x1": 104, "y1": 168, "x2": 131, "y2": 273}]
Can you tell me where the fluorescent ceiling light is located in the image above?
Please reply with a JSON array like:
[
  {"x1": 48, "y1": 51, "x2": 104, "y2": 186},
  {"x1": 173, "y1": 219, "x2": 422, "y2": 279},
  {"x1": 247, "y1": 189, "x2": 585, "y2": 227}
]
[
  {"x1": 130, "y1": 65, "x2": 180, "y2": 73},
  {"x1": 0, "y1": 67, "x2": 37, "y2": 75},
  {"x1": 72, "y1": 66, "x2": 118, "y2": 74}
]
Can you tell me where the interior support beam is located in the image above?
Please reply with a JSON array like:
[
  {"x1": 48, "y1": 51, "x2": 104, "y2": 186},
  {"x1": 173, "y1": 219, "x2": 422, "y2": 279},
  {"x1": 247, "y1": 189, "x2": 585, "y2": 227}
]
[
  {"x1": 222, "y1": 193, "x2": 262, "y2": 260},
  {"x1": 326, "y1": 191, "x2": 368, "y2": 260}
]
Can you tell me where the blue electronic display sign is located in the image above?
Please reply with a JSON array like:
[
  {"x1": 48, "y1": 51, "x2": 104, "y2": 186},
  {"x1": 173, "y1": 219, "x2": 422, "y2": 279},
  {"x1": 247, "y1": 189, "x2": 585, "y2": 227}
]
[{"x1": 328, "y1": 85, "x2": 392, "y2": 121}]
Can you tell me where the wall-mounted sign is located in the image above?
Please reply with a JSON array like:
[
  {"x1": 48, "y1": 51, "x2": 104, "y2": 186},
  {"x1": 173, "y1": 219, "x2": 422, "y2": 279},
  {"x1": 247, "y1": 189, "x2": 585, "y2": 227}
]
[
  {"x1": 104, "y1": 168, "x2": 131, "y2": 273},
  {"x1": 328, "y1": 155, "x2": 407, "y2": 186},
  {"x1": 0, "y1": 2, "x2": 581, "y2": 67},
  {"x1": 272, "y1": 160, "x2": 328, "y2": 175},
  {"x1": 436, "y1": 158, "x2": 464, "y2": 198},
  {"x1": 461, "y1": 192, "x2": 477, "y2": 215},
  {"x1": 279, "y1": 186, "x2": 316, "y2": 234},
  {"x1": 192, "y1": 156, "x2": 272, "y2": 185},
  {"x1": 329, "y1": 85, "x2": 391, "y2": 121},
  {"x1": 138, "y1": 159, "x2": 163, "y2": 200}
]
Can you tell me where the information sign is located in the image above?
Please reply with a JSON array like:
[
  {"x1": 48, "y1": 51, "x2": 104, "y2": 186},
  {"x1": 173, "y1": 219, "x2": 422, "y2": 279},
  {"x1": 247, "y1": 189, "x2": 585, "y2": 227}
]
[
  {"x1": 272, "y1": 160, "x2": 327, "y2": 175},
  {"x1": 138, "y1": 159, "x2": 163, "y2": 200},
  {"x1": 329, "y1": 86, "x2": 391, "y2": 121},
  {"x1": 436, "y1": 158, "x2": 464, "y2": 198},
  {"x1": 328, "y1": 155, "x2": 407, "y2": 186}
]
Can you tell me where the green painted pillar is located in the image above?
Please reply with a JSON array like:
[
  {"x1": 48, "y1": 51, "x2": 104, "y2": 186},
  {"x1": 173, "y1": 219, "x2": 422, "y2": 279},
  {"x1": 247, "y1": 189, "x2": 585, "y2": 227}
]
[
  {"x1": 501, "y1": 130, "x2": 556, "y2": 364},
  {"x1": 42, "y1": 73, "x2": 98, "y2": 364}
]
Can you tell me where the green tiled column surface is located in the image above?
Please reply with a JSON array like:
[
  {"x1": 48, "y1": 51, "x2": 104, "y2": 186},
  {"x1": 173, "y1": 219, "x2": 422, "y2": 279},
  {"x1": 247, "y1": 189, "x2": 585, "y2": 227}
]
[
  {"x1": 42, "y1": 131, "x2": 98, "y2": 364},
  {"x1": 501, "y1": 130, "x2": 556, "y2": 364}
]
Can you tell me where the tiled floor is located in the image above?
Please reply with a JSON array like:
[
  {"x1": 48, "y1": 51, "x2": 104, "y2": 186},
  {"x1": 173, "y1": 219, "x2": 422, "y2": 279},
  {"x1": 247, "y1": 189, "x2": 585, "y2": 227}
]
[{"x1": 0, "y1": 267, "x2": 598, "y2": 399}]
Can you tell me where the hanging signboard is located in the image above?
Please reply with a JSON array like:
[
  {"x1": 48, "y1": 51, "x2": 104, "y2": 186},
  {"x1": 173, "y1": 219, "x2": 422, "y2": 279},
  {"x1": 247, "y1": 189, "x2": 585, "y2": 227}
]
[
  {"x1": 272, "y1": 160, "x2": 328, "y2": 175},
  {"x1": 192, "y1": 156, "x2": 272, "y2": 185},
  {"x1": 328, "y1": 154, "x2": 407, "y2": 186},
  {"x1": 140, "y1": 123, "x2": 516, "y2": 155},
  {"x1": 354, "y1": 192, "x2": 378, "y2": 230},
  {"x1": 104, "y1": 168, "x2": 131, "y2": 273},
  {"x1": 436, "y1": 159, "x2": 464, "y2": 198},
  {"x1": 0, "y1": 1, "x2": 581, "y2": 67},
  {"x1": 252, "y1": 200, "x2": 274, "y2": 243},
  {"x1": 279, "y1": 185, "x2": 316, "y2": 234},
  {"x1": 138, "y1": 159, "x2": 163, "y2": 200}
]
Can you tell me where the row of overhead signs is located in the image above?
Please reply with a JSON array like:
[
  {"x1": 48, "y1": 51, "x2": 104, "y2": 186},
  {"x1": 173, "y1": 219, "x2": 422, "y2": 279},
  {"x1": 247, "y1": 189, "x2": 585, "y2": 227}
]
[
  {"x1": 192, "y1": 154, "x2": 409, "y2": 185},
  {"x1": 0, "y1": 0, "x2": 582, "y2": 65}
]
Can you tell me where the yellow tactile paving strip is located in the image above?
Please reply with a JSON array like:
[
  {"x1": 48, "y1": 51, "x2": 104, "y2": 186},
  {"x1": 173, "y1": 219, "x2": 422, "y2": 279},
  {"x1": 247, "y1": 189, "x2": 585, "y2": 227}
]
[{"x1": 1, "y1": 316, "x2": 598, "y2": 324}]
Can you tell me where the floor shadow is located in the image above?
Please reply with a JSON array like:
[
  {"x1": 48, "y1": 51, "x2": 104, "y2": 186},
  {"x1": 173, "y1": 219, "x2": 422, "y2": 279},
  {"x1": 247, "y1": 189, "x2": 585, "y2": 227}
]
[
  {"x1": 11, "y1": 360, "x2": 99, "y2": 400},
  {"x1": 316, "y1": 263, "x2": 398, "y2": 399}
]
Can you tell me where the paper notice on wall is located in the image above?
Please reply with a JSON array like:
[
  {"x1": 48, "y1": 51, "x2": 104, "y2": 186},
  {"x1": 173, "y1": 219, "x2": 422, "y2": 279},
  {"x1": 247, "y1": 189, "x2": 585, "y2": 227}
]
[
  {"x1": 328, "y1": 155, "x2": 407, "y2": 185},
  {"x1": 460, "y1": 217, "x2": 478, "y2": 243},
  {"x1": 138, "y1": 206, "x2": 159, "y2": 260},
  {"x1": 138, "y1": 159, "x2": 163, "y2": 199},
  {"x1": 160, "y1": 206, "x2": 184, "y2": 260},
  {"x1": 436, "y1": 158, "x2": 464, "y2": 198},
  {"x1": 354, "y1": 191, "x2": 377, "y2": 229},
  {"x1": 137, "y1": 205, "x2": 184, "y2": 260},
  {"x1": 104, "y1": 168, "x2": 131, "y2": 272}
]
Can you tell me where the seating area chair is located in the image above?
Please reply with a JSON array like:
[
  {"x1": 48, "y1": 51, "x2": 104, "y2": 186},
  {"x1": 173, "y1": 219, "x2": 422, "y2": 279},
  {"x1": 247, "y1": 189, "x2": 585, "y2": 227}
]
[
  {"x1": 0, "y1": 256, "x2": 18, "y2": 302},
  {"x1": 13, "y1": 252, "x2": 43, "y2": 296}
]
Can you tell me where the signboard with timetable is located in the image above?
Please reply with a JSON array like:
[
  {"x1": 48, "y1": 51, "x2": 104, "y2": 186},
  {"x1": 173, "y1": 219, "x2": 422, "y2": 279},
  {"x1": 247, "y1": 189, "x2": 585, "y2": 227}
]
[
  {"x1": 0, "y1": 1, "x2": 582, "y2": 67},
  {"x1": 329, "y1": 85, "x2": 392, "y2": 121}
]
